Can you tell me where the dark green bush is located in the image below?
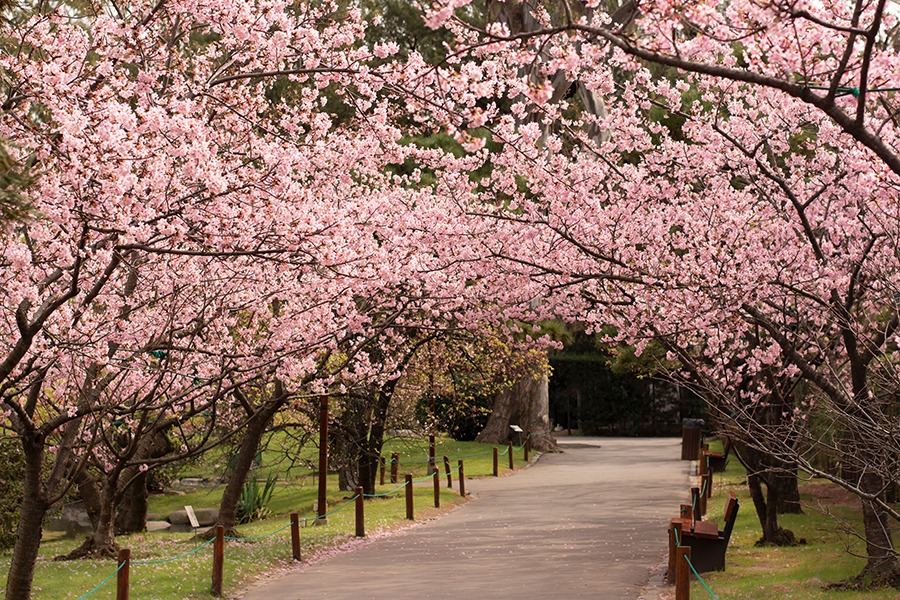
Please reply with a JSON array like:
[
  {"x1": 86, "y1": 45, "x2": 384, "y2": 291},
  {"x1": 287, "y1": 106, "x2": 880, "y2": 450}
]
[{"x1": 0, "y1": 438, "x2": 24, "y2": 549}]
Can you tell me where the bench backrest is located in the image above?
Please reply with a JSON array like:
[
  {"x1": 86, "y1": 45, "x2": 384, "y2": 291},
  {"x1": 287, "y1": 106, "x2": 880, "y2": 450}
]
[{"x1": 722, "y1": 491, "x2": 739, "y2": 544}]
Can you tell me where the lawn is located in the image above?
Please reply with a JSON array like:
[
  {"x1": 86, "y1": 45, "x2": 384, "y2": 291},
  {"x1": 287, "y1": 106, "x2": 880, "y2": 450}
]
[{"x1": 0, "y1": 436, "x2": 524, "y2": 599}]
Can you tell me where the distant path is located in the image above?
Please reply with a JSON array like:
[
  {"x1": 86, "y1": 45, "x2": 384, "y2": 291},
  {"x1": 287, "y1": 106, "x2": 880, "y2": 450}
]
[{"x1": 239, "y1": 437, "x2": 688, "y2": 600}]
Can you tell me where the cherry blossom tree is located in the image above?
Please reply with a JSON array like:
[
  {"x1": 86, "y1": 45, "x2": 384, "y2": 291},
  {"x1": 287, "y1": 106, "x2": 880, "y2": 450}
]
[{"x1": 415, "y1": 0, "x2": 900, "y2": 585}]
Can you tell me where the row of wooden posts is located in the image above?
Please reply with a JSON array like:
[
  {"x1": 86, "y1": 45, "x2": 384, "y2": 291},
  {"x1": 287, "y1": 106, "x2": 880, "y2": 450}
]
[{"x1": 108, "y1": 437, "x2": 533, "y2": 599}]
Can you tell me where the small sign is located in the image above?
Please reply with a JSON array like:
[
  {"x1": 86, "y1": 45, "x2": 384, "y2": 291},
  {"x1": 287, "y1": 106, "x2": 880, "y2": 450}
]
[
  {"x1": 510, "y1": 425, "x2": 523, "y2": 433},
  {"x1": 184, "y1": 505, "x2": 200, "y2": 529}
]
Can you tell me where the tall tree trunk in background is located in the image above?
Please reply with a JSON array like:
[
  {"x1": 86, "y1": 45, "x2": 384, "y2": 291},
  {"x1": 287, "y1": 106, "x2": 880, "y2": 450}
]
[{"x1": 477, "y1": 371, "x2": 556, "y2": 452}]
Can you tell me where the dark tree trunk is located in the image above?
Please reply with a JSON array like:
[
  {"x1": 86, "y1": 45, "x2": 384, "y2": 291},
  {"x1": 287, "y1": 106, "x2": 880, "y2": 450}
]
[
  {"x1": 212, "y1": 396, "x2": 284, "y2": 535},
  {"x1": 5, "y1": 436, "x2": 49, "y2": 600},
  {"x1": 773, "y1": 468, "x2": 802, "y2": 514},
  {"x1": 335, "y1": 394, "x2": 366, "y2": 493},
  {"x1": 476, "y1": 371, "x2": 557, "y2": 452},
  {"x1": 857, "y1": 472, "x2": 900, "y2": 585},
  {"x1": 116, "y1": 429, "x2": 173, "y2": 534},
  {"x1": 115, "y1": 473, "x2": 150, "y2": 535},
  {"x1": 735, "y1": 442, "x2": 800, "y2": 546},
  {"x1": 357, "y1": 384, "x2": 394, "y2": 496}
]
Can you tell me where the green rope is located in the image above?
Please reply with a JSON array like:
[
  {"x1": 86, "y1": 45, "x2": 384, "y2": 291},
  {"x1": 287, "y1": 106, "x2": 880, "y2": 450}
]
[
  {"x1": 77, "y1": 561, "x2": 125, "y2": 599},
  {"x1": 225, "y1": 521, "x2": 293, "y2": 541},
  {"x1": 674, "y1": 527, "x2": 681, "y2": 547},
  {"x1": 413, "y1": 473, "x2": 438, "y2": 483},
  {"x1": 132, "y1": 537, "x2": 216, "y2": 565},
  {"x1": 307, "y1": 494, "x2": 360, "y2": 523},
  {"x1": 364, "y1": 482, "x2": 409, "y2": 497},
  {"x1": 684, "y1": 554, "x2": 721, "y2": 599}
]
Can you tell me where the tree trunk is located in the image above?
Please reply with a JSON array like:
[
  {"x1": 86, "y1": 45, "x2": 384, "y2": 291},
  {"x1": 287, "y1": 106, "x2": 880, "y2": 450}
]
[
  {"x1": 115, "y1": 472, "x2": 150, "y2": 534},
  {"x1": 57, "y1": 500, "x2": 120, "y2": 560},
  {"x1": 735, "y1": 442, "x2": 799, "y2": 546},
  {"x1": 212, "y1": 399, "x2": 283, "y2": 535},
  {"x1": 857, "y1": 471, "x2": 900, "y2": 585},
  {"x1": 476, "y1": 370, "x2": 556, "y2": 452},
  {"x1": 116, "y1": 429, "x2": 172, "y2": 534},
  {"x1": 5, "y1": 436, "x2": 48, "y2": 600},
  {"x1": 335, "y1": 394, "x2": 366, "y2": 493},
  {"x1": 773, "y1": 468, "x2": 802, "y2": 514}
]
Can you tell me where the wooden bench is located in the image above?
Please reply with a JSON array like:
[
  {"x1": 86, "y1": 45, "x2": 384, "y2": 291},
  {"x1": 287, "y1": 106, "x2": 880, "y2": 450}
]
[
  {"x1": 668, "y1": 491, "x2": 739, "y2": 577},
  {"x1": 705, "y1": 437, "x2": 731, "y2": 472}
]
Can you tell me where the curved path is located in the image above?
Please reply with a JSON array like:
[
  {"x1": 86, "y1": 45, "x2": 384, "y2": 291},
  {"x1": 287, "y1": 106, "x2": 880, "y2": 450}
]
[{"x1": 240, "y1": 437, "x2": 688, "y2": 599}]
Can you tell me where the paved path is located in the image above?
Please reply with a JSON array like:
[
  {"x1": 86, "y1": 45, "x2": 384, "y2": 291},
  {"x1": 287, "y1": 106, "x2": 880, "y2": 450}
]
[{"x1": 240, "y1": 437, "x2": 688, "y2": 599}]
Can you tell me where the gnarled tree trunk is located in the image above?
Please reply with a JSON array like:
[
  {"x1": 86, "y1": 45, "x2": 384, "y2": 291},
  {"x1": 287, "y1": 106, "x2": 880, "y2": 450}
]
[{"x1": 477, "y1": 370, "x2": 556, "y2": 452}]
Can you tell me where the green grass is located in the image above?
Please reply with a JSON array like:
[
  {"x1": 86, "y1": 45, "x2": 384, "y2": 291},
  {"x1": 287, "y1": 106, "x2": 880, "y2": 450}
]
[
  {"x1": 679, "y1": 441, "x2": 899, "y2": 600},
  {"x1": 0, "y1": 437, "x2": 525, "y2": 599}
]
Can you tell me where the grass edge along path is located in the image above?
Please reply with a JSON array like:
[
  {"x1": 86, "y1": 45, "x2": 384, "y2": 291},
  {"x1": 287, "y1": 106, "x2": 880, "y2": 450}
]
[
  {"x1": 1, "y1": 438, "x2": 531, "y2": 599},
  {"x1": 666, "y1": 441, "x2": 898, "y2": 600}
]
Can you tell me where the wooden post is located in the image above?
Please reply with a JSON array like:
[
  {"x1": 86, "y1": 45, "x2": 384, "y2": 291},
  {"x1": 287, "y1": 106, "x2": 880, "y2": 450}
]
[
  {"x1": 508, "y1": 441, "x2": 514, "y2": 470},
  {"x1": 405, "y1": 474, "x2": 414, "y2": 520},
  {"x1": 290, "y1": 513, "x2": 301, "y2": 561},
  {"x1": 316, "y1": 395, "x2": 329, "y2": 522},
  {"x1": 116, "y1": 548, "x2": 130, "y2": 600},
  {"x1": 432, "y1": 469, "x2": 440, "y2": 508},
  {"x1": 706, "y1": 467, "x2": 714, "y2": 498},
  {"x1": 390, "y1": 452, "x2": 399, "y2": 484},
  {"x1": 690, "y1": 487, "x2": 701, "y2": 520},
  {"x1": 680, "y1": 503, "x2": 693, "y2": 522},
  {"x1": 429, "y1": 394, "x2": 436, "y2": 475},
  {"x1": 492, "y1": 447, "x2": 499, "y2": 477},
  {"x1": 667, "y1": 521, "x2": 681, "y2": 585},
  {"x1": 443, "y1": 455, "x2": 452, "y2": 489},
  {"x1": 675, "y1": 545, "x2": 691, "y2": 600},
  {"x1": 458, "y1": 460, "x2": 466, "y2": 497},
  {"x1": 211, "y1": 524, "x2": 224, "y2": 596},
  {"x1": 355, "y1": 487, "x2": 365, "y2": 537},
  {"x1": 698, "y1": 451, "x2": 708, "y2": 476},
  {"x1": 524, "y1": 436, "x2": 530, "y2": 462},
  {"x1": 379, "y1": 456, "x2": 386, "y2": 486}
]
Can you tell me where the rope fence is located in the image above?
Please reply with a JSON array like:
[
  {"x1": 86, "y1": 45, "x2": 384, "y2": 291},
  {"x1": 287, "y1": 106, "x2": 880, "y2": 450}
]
[{"x1": 75, "y1": 435, "x2": 544, "y2": 599}]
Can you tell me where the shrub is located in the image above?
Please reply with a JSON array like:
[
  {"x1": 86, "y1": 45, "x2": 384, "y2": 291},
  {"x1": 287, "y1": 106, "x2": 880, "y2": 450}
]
[{"x1": 236, "y1": 473, "x2": 277, "y2": 524}]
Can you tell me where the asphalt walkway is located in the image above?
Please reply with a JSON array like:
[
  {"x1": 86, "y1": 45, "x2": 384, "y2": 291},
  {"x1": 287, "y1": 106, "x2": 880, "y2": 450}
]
[{"x1": 239, "y1": 437, "x2": 688, "y2": 599}]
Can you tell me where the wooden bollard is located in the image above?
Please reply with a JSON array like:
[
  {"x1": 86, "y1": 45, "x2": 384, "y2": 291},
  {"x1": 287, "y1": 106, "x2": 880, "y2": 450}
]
[
  {"x1": 443, "y1": 455, "x2": 453, "y2": 489},
  {"x1": 706, "y1": 467, "x2": 714, "y2": 498},
  {"x1": 508, "y1": 441, "x2": 514, "y2": 470},
  {"x1": 211, "y1": 524, "x2": 224, "y2": 596},
  {"x1": 524, "y1": 437, "x2": 530, "y2": 462},
  {"x1": 698, "y1": 451, "x2": 708, "y2": 476},
  {"x1": 680, "y1": 503, "x2": 693, "y2": 521},
  {"x1": 667, "y1": 521, "x2": 682, "y2": 584},
  {"x1": 432, "y1": 469, "x2": 440, "y2": 508},
  {"x1": 405, "y1": 474, "x2": 414, "y2": 520},
  {"x1": 290, "y1": 513, "x2": 301, "y2": 561},
  {"x1": 675, "y1": 545, "x2": 692, "y2": 600},
  {"x1": 493, "y1": 447, "x2": 499, "y2": 477},
  {"x1": 458, "y1": 460, "x2": 466, "y2": 497},
  {"x1": 379, "y1": 456, "x2": 386, "y2": 486},
  {"x1": 691, "y1": 487, "x2": 702, "y2": 519},
  {"x1": 390, "y1": 453, "x2": 399, "y2": 484},
  {"x1": 116, "y1": 548, "x2": 130, "y2": 600},
  {"x1": 355, "y1": 487, "x2": 365, "y2": 537}
]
